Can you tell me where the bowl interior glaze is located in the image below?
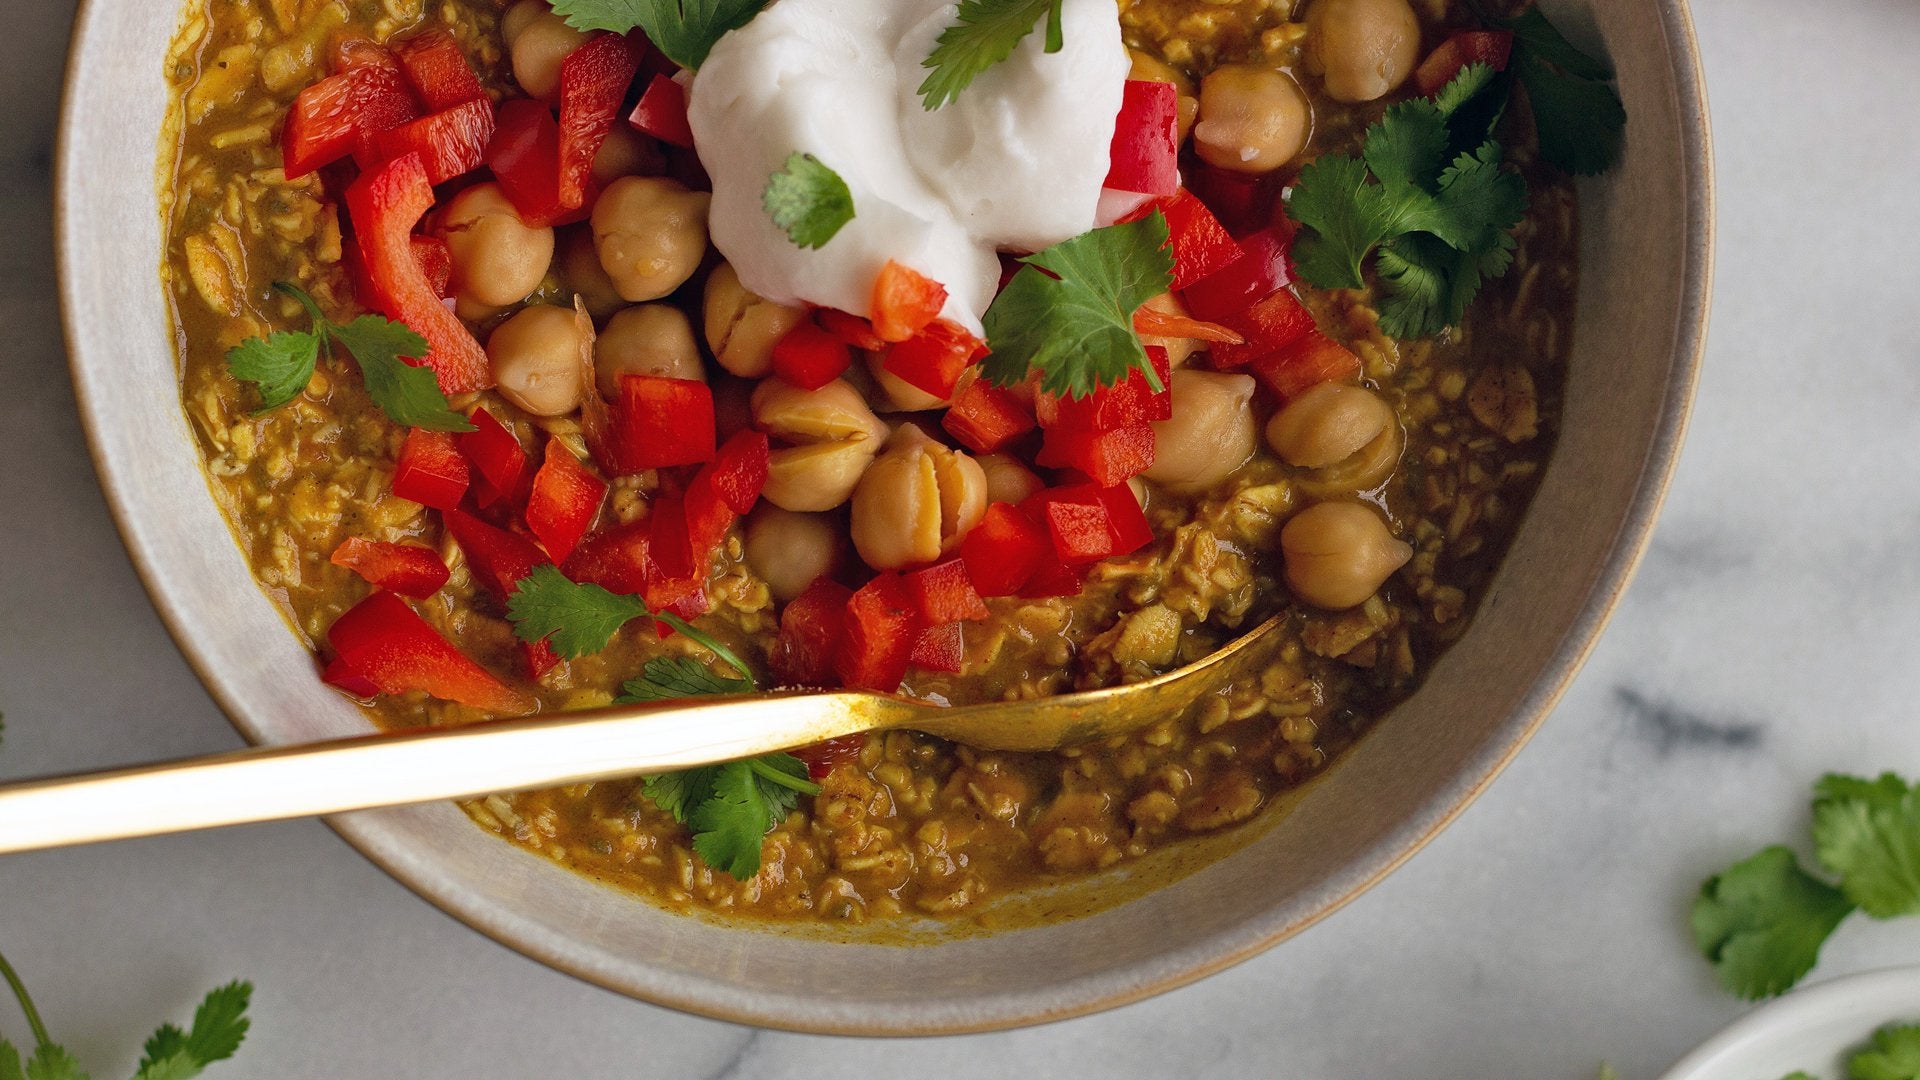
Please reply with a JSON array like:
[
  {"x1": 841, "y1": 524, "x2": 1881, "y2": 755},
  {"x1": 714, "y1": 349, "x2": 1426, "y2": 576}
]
[{"x1": 56, "y1": 0, "x2": 1709, "y2": 1034}]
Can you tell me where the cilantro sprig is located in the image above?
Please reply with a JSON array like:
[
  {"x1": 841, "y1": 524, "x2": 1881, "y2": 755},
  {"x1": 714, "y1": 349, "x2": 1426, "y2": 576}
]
[
  {"x1": 918, "y1": 0, "x2": 1064, "y2": 111},
  {"x1": 983, "y1": 213, "x2": 1173, "y2": 398},
  {"x1": 550, "y1": 0, "x2": 769, "y2": 70},
  {"x1": 762, "y1": 153, "x2": 855, "y2": 249},
  {"x1": 226, "y1": 282, "x2": 473, "y2": 432},
  {"x1": 0, "y1": 949, "x2": 251, "y2": 1080},
  {"x1": 1496, "y1": 6, "x2": 1627, "y2": 176},
  {"x1": 1693, "y1": 772, "x2": 1920, "y2": 1000},
  {"x1": 505, "y1": 565, "x2": 751, "y2": 680}
]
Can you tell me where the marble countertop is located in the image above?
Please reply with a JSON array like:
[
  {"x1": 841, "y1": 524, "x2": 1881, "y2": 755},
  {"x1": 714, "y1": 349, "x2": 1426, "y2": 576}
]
[{"x1": 5, "y1": 1, "x2": 1918, "y2": 1076}]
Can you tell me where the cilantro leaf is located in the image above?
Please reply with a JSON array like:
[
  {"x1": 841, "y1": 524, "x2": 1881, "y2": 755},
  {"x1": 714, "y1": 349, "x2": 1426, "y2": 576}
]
[
  {"x1": 762, "y1": 153, "x2": 855, "y2": 250},
  {"x1": 550, "y1": 0, "x2": 769, "y2": 69},
  {"x1": 642, "y1": 767, "x2": 718, "y2": 822},
  {"x1": 620, "y1": 656, "x2": 752, "y2": 702},
  {"x1": 982, "y1": 214, "x2": 1173, "y2": 398},
  {"x1": 505, "y1": 565, "x2": 649, "y2": 659},
  {"x1": 326, "y1": 316, "x2": 473, "y2": 433},
  {"x1": 1502, "y1": 5, "x2": 1614, "y2": 82},
  {"x1": 21, "y1": 1045, "x2": 84, "y2": 1080},
  {"x1": 225, "y1": 332, "x2": 319, "y2": 413},
  {"x1": 688, "y1": 757, "x2": 817, "y2": 878},
  {"x1": 0, "y1": 1044, "x2": 20, "y2": 1080},
  {"x1": 1812, "y1": 773, "x2": 1920, "y2": 919},
  {"x1": 1692, "y1": 845, "x2": 1855, "y2": 1000},
  {"x1": 1491, "y1": 7, "x2": 1625, "y2": 176},
  {"x1": 918, "y1": 0, "x2": 1062, "y2": 111},
  {"x1": 1853, "y1": 1024, "x2": 1920, "y2": 1080}
]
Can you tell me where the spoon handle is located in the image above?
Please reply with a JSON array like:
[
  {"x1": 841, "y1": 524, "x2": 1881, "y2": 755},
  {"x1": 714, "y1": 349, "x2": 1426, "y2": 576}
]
[{"x1": 0, "y1": 692, "x2": 885, "y2": 854}]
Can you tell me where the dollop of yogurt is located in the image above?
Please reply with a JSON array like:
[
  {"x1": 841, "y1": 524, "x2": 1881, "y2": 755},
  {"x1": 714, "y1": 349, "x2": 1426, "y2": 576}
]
[{"x1": 686, "y1": 0, "x2": 1129, "y2": 335}]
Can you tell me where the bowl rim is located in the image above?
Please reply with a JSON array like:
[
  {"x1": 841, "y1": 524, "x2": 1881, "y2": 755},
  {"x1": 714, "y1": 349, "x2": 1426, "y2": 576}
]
[
  {"x1": 53, "y1": 0, "x2": 1713, "y2": 1036},
  {"x1": 1658, "y1": 966, "x2": 1920, "y2": 1080}
]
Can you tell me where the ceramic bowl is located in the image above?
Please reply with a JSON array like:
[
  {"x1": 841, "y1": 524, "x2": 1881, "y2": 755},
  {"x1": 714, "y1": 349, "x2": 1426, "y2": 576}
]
[
  {"x1": 1661, "y1": 968, "x2": 1920, "y2": 1080},
  {"x1": 55, "y1": 0, "x2": 1711, "y2": 1034}
]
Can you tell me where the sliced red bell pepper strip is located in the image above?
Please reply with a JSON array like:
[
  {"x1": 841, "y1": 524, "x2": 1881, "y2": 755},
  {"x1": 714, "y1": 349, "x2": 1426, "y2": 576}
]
[
  {"x1": 393, "y1": 29, "x2": 487, "y2": 111},
  {"x1": 321, "y1": 655, "x2": 383, "y2": 699},
  {"x1": 771, "y1": 320, "x2": 853, "y2": 391},
  {"x1": 1182, "y1": 225, "x2": 1295, "y2": 321},
  {"x1": 882, "y1": 318, "x2": 986, "y2": 400},
  {"x1": 362, "y1": 97, "x2": 495, "y2": 185},
  {"x1": 870, "y1": 261, "x2": 948, "y2": 343},
  {"x1": 347, "y1": 235, "x2": 452, "y2": 307},
  {"x1": 1248, "y1": 330, "x2": 1363, "y2": 401},
  {"x1": 392, "y1": 428, "x2": 469, "y2": 510},
  {"x1": 488, "y1": 99, "x2": 594, "y2": 227},
  {"x1": 525, "y1": 439, "x2": 607, "y2": 564},
  {"x1": 444, "y1": 507, "x2": 561, "y2": 677},
  {"x1": 903, "y1": 559, "x2": 990, "y2": 624},
  {"x1": 834, "y1": 574, "x2": 923, "y2": 692},
  {"x1": 457, "y1": 407, "x2": 529, "y2": 509},
  {"x1": 346, "y1": 153, "x2": 492, "y2": 393},
  {"x1": 816, "y1": 307, "x2": 888, "y2": 350},
  {"x1": 708, "y1": 429, "x2": 770, "y2": 514},
  {"x1": 326, "y1": 592, "x2": 533, "y2": 714},
  {"x1": 1413, "y1": 30, "x2": 1514, "y2": 96},
  {"x1": 1133, "y1": 304, "x2": 1242, "y2": 344},
  {"x1": 1125, "y1": 188, "x2": 1243, "y2": 289},
  {"x1": 1095, "y1": 484, "x2": 1154, "y2": 556},
  {"x1": 770, "y1": 578, "x2": 853, "y2": 688},
  {"x1": 281, "y1": 62, "x2": 421, "y2": 179},
  {"x1": 1017, "y1": 558, "x2": 1088, "y2": 599},
  {"x1": 943, "y1": 373, "x2": 1036, "y2": 454},
  {"x1": 1036, "y1": 423, "x2": 1157, "y2": 487},
  {"x1": 613, "y1": 374, "x2": 716, "y2": 469},
  {"x1": 1034, "y1": 346, "x2": 1171, "y2": 430},
  {"x1": 558, "y1": 32, "x2": 644, "y2": 210},
  {"x1": 1105, "y1": 79, "x2": 1181, "y2": 196},
  {"x1": 330, "y1": 537, "x2": 451, "y2": 598},
  {"x1": 959, "y1": 502, "x2": 1051, "y2": 597},
  {"x1": 628, "y1": 72, "x2": 694, "y2": 149},
  {"x1": 793, "y1": 734, "x2": 865, "y2": 779},
  {"x1": 1206, "y1": 289, "x2": 1318, "y2": 370},
  {"x1": 908, "y1": 622, "x2": 966, "y2": 674}
]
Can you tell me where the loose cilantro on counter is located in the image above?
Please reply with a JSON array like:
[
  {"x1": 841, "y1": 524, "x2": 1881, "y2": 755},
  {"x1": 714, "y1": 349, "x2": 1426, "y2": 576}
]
[
  {"x1": 918, "y1": 0, "x2": 1064, "y2": 110},
  {"x1": 1849, "y1": 1025, "x2": 1920, "y2": 1080},
  {"x1": 982, "y1": 213, "x2": 1173, "y2": 398},
  {"x1": 0, "y1": 949, "x2": 251, "y2": 1080},
  {"x1": 763, "y1": 153, "x2": 855, "y2": 249},
  {"x1": 226, "y1": 282, "x2": 473, "y2": 432},
  {"x1": 550, "y1": 0, "x2": 769, "y2": 70}
]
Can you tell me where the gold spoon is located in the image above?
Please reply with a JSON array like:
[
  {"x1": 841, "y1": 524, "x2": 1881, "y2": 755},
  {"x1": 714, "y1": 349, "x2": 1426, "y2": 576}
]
[{"x1": 0, "y1": 616, "x2": 1285, "y2": 855}]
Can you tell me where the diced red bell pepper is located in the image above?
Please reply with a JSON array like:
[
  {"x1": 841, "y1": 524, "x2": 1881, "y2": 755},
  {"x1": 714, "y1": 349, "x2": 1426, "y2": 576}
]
[
  {"x1": 771, "y1": 320, "x2": 853, "y2": 390},
  {"x1": 281, "y1": 62, "x2": 421, "y2": 179},
  {"x1": 627, "y1": 73, "x2": 693, "y2": 148},
  {"x1": 870, "y1": 261, "x2": 948, "y2": 343},
  {"x1": 392, "y1": 428, "x2": 469, "y2": 510},
  {"x1": 444, "y1": 507, "x2": 561, "y2": 677},
  {"x1": 834, "y1": 574, "x2": 923, "y2": 693},
  {"x1": 613, "y1": 375, "x2": 716, "y2": 469},
  {"x1": 488, "y1": 99, "x2": 593, "y2": 227},
  {"x1": 1133, "y1": 304, "x2": 1242, "y2": 344},
  {"x1": 458, "y1": 407, "x2": 529, "y2": 509},
  {"x1": 1125, "y1": 189, "x2": 1242, "y2": 289},
  {"x1": 708, "y1": 429, "x2": 770, "y2": 514},
  {"x1": 882, "y1": 318, "x2": 986, "y2": 400},
  {"x1": 326, "y1": 592, "x2": 532, "y2": 714},
  {"x1": 1206, "y1": 289, "x2": 1318, "y2": 370},
  {"x1": 959, "y1": 503, "x2": 1051, "y2": 597},
  {"x1": 1095, "y1": 483, "x2": 1154, "y2": 556},
  {"x1": 1414, "y1": 30, "x2": 1515, "y2": 96},
  {"x1": 393, "y1": 29, "x2": 487, "y2": 111},
  {"x1": 558, "y1": 32, "x2": 644, "y2": 210},
  {"x1": 346, "y1": 154, "x2": 492, "y2": 393},
  {"x1": 1182, "y1": 226, "x2": 1296, "y2": 321},
  {"x1": 645, "y1": 490, "x2": 697, "y2": 582},
  {"x1": 903, "y1": 559, "x2": 990, "y2": 624},
  {"x1": 1018, "y1": 558, "x2": 1088, "y2": 599},
  {"x1": 1036, "y1": 423, "x2": 1157, "y2": 487},
  {"x1": 943, "y1": 374, "x2": 1036, "y2": 454},
  {"x1": 816, "y1": 307, "x2": 887, "y2": 350},
  {"x1": 793, "y1": 734, "x2": 865, "y2": 779},
  {"x1": 330, "y1": 537, "x2": 451, "y2": 598},
  {"x1": 563, "y1": 519, "x2": 656, "y2": 596},
  {"x1": 331, "y1": 35, "x2": 405, "y2": 76},
  {"x1": 1034, "y1": 346, "x2": 1171, "y2": 430},
  {"x1": 908, "y1": 622, "x2": 966, "y2": 674},
  {"x1": 1105, "y1": 79, "x2": 1181, "y2": 196},
  {"x1": 1184, "y1": 162, "x2": 1278, "y2": 239},
  {"x1": 770, "y1": 578, "x2": 853, "y2": 687},
  {"x1": 321, "y1": 655, "x2": 383, "y2": 699},
  {"x1": 1025, "y1": 491, "x2": 1116, "y2": 564},
  {"x1": 525, "y1": 440, "x2": 607, "y2": 564},
  {"x1": 1248, "y1": 330, "x2": 1363, "y2": 401},
  {"x1": 362, "y1": 97, "x2": 495, "y2": 185}
]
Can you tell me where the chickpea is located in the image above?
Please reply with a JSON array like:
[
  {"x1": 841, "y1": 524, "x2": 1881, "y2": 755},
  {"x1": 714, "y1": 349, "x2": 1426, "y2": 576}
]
[
  {"x1": 704, "y1": 262, "x2": 807, "y2": 378},
  {"x1": 1305, "y1": 0, "x2": 1421, "y2": 103},
  {"x1": 500, "y1": 0, "x2": 545, "y2": 47},
  {"x1": 1265, "y1": 383, "x2": 1394, "y2": 468},
  {"x1": 556, "y1": 225, "x2": 624, "y2": 321},
  {"x1": 1128, "y1": 49, "x2": 1199, "y2": 142},
  {"x1": 592, "y1": 126, "x2": 664, "y2": 187},
  {"x1": 850, "y1": 435, "x2": 988, "y2": 570},
  {"x1": 487, "y1": 304, "x2": 585, "y2": 417},
  {"x1": 1137, "y1": 292, "x2": 1201, "y2": 369},
  {"x1": 977, "y1": 453, "x2": 1043, "y2": 505},
  {"x1": 437, "y1": 182, "x2": 554, "y2": 310},
  {"x1": 764, "y1": 441, "x2": 881, "y2": 513},
  {"x1": 1194, "y1": 65, "x2": 1312, "y2": 174},
  {"x1": 1280, "y1": 501, "x2": 1412, "y2": 610},
  {"x1": 595, "y1": 304, "x2": 703, "y2": 398},
  {"x1": 752, "y1": 377, "x2": 889, "y2": 511},
  {"x1": 591, "y1": 176, "x2": 710, "y2": 302},
  {"x1": 511, "y1": 9, "x2": 590, "y2": 101},
  {"x1": 1143, "y1": 371, "x2": 1258, "y2": 491},
  {"x1": 743, "y1": 506, "x2": 842, "y2": 602},
  {"x1": 866, "y1": 349, "x2": 949, "y2": 411}
]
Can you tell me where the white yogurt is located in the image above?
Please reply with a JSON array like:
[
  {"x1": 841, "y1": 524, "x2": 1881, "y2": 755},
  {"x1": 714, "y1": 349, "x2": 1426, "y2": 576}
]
[{"x1": 687, "y1": 0, "x2": 1128, "y2": 334}]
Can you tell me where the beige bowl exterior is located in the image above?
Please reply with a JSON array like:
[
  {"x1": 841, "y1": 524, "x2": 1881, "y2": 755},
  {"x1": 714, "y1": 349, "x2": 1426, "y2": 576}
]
[{"x1": 55, "y1": 0, "x2": 1710, "y2": 1035}]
